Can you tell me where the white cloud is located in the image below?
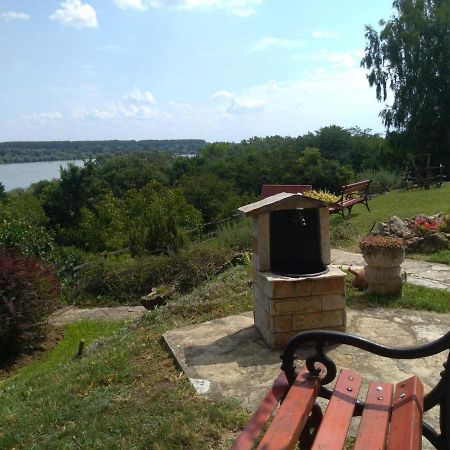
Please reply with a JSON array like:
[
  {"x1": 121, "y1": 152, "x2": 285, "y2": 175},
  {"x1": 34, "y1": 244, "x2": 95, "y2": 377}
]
[
  {"x1": 114, "y1": 0, "x2": 147, "y2": 11},
  {"x1": 74, "y1": 88, "x2": 166, "y2": 121},
  {"x1": 123, "y1": 88, "x2": 156, "y2": 104},
  {"x1": 250, "y1": 36, "x2": 304, "y2": 52},
  {"x1": 50, "y1": 0, "x2": 98, "y2": 29},
  {"x1": 115, "y1": 0, "x2": 262, "y2": 16},
  {"x1": 1, "y1": 11, "x2": 31, "y2": 21},
  {"x1": 212, "y1": 90, "x2": 266, "y2": 114},
  {"x1": 312, "y1": 30, "x2": 340, "y2": 39},
  {"x1": 22, "y1": 112, "x2": 63, "y2": 124}
]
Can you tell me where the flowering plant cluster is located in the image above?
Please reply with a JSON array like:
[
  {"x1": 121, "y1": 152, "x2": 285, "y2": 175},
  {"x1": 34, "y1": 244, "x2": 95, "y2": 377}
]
[
  {"x1": 414, "y1": 215, "x2": 446, "y2": 235},
  {"x1": 359, "y1": 234, "x2": 405, "y2": 252},
  {"x1": 304, "y1": 189, "x2": 339, "y2": 203}
]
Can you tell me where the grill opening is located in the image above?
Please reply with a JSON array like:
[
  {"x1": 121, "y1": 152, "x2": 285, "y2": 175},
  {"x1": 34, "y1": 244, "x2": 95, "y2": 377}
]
[{"x1": 270, "y1": 208, "x2": 328, "y2": 277}]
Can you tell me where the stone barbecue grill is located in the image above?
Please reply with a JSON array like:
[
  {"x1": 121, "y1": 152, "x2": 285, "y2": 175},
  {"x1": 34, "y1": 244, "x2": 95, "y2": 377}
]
[{"x1": 239, "y1": 192, "x2": 346, "y2": 349}]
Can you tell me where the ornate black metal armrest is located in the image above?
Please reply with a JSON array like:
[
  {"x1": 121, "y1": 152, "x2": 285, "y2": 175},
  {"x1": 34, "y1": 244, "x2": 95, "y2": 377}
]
[{"x1": 280, "y1": 329, "x2": 450, "y2": 449}]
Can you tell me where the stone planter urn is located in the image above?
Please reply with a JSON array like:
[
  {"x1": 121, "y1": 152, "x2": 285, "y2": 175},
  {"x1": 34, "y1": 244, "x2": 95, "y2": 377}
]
[{"x1": 360, "y1": 235, "x2": 406, "y2": 294}]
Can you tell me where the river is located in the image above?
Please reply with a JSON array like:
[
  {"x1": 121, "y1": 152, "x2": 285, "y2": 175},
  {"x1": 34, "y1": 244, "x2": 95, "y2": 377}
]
[{"x1": 0, "y1": 160, "x2": 84, "y2": 191}]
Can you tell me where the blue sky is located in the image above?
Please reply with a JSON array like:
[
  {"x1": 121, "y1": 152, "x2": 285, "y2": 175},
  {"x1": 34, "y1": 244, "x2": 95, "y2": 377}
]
[{"x1": 1, "y1": 0, "x2": 395, "y2": 142}]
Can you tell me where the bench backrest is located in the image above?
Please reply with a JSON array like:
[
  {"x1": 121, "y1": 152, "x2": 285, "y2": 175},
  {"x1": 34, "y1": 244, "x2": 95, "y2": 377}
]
[
  {"x1": 341, "y1": 179, "x2": 371, "y2": 195},
  {"x1": 261, "y1": 184, "x2": 312, "y2": 199}
]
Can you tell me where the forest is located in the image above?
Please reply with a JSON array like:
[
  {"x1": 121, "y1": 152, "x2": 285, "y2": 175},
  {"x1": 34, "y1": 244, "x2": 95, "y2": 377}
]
[{"x1": 0, "y1": 139, "x2": 207, "y2": 164}]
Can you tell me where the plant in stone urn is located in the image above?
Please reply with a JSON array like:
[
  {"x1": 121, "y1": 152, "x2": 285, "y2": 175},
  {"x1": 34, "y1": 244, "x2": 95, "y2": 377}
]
[{"x1": 359, "y1": 235, "x2": 406, "y2": 294}]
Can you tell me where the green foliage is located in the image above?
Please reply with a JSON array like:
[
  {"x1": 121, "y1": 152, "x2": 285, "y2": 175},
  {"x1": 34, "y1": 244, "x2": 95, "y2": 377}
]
[
  {"x1": 361, "y1": 0, "x2": 450, "y2": 170},
  {"x1": 179, "y1": 173, "x2": 238, "y2": 221},
  {"x1": 74, "y1": 246, "x2": 234, "y2": 303},
  {"x1": 215, "y1": 218, "x2": 251, "y2": 252},
  {"x1": 357, "y1": 168, "x2": 403, "y2": 194},
  {"x1": 0, "y1": 248, "x2": 61, "y2": 359},
  {"x1": 42, "y1": 161, "x2": 103, "y2": 237},
  {"x1": 330, "y1": 219, "x2": 358, "y2": 247},
  {"x1": 74, "y1": 245, "x2": 237, "y2": 303},
  {"x1": 296, "y1": 147, "x2": 353, "y2": 193},
  {"x1": 80, "y1": 181, "x2": 202, "y2": 255},
  {"x1": 124, "y1": 183, "x2": 202, "y2": 255},
  {"x1": 425, "y1": 250, "x2": 450, "y2": 265},
  {"x1": 0, "y1": 218, "x2": 55, "y2": 260},
  {"x1": 0, "y1": 265, "x2": 251, "y2": 449}
]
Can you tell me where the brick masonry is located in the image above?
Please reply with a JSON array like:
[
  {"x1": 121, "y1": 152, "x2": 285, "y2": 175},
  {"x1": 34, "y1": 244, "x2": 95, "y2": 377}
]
[{"x1": 253, "y1": 266, "x2": 347, "y2": 349}]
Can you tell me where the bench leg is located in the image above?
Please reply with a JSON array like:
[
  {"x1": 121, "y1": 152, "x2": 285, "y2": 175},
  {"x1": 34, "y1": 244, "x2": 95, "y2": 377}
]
[{"x1": 298, "y1": 403, "x2": 323, "y2": 450}]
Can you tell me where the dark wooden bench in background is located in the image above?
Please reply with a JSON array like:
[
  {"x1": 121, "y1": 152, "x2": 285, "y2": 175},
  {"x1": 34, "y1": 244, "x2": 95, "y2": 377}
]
[
  {"x1": 403, "y1": 154, "x2": 446, "y2": 190},
  {"x1": 232, "y1": 329, "x2": 450, "y2": 450},
  {"x1": 329, "y1": 179, "x2": 372, "y2": 218}
]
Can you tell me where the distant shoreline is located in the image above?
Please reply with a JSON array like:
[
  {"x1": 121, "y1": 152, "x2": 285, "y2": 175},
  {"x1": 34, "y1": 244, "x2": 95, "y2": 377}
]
[{"x1": 0, "y1": 139, "x2": 207, "y2": 165}]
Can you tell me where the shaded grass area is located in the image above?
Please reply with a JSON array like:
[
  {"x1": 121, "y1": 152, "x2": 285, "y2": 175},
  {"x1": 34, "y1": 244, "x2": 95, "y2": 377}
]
[
  {"x1": 346, "y1": 280, "x2": 449, "y2": 313},
  {"x1": 331, "y1": 182, "x2": 450, "y2": 250},
  {"x1": 425, "y1": 250, "x2": 450, "y2": 265},
  {"x1": 0, "y1": 266, "x2": 253, "y2": 450}
]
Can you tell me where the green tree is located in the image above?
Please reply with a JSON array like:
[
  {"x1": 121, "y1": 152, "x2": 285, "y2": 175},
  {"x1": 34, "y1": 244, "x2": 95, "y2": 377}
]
[
  {"x1": 361, "y1": 0, "x2": 450, "y2": 167},
  {"x1": 295, "y1": 147, "x2": 353, "y2": 193}
]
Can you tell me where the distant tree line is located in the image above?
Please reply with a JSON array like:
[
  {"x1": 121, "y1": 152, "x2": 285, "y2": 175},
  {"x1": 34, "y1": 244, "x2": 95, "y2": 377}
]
[{"x1": 0, "y1": 139, "x2": 207, "y2": 164}]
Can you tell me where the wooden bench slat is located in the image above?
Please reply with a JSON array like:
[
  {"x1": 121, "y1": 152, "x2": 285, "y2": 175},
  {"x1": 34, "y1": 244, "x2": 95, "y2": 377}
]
[
  {"x1": 354, "y1": 381, "x2": 393, "y2": 450},
  {"x1": 387, "y1": 376, "x2": 423, "y2": 450},
  {"x1": 311, "y1": 369, "x2": 363, "y2": 450},
  {"x1": 342, "y1": 180, "x2": 371, "y2": 193},
  {"x1": 256, "y1": 367, "x2": 319, "y2": 450},
  {"x1": 232, "y1": 372, "x2": 290, "y2": 450}
]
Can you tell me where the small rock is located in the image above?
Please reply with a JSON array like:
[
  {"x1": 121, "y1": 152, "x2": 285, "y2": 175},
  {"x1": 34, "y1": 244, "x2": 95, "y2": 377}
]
[
  {"x1": 421, "y1": 231, "x2": 449, "y2": 254},
  {"x1": 388, "y1": 215, "x2": 410, "y2": 237}
]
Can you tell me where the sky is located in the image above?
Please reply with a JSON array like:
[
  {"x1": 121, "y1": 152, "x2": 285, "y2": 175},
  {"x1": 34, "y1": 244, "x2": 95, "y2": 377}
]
[{"x1": 0, "y1": 0, "x2": 396, "y2": 142}]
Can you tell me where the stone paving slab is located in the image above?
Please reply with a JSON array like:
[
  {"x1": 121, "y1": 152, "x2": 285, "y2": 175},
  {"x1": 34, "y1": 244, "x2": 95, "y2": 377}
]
[
  {"x1": 49, "y1": 305, "x2": 147, "y2": 326},
  {"x1": 164, "y1": 307, "x2": 450, "y2": 446},
  {"x1": 332, "y1": 248, "x2": 450, "y2": 291}
]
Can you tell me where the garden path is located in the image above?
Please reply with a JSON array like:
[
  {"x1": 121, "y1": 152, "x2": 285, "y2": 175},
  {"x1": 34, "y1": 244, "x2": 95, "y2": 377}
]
[
  {"x1": 332, "y1": 249, "x2": 450, "y2": 291},
  {"x1": 49, "y1": 305, "x2": 147, "y2": 327}
]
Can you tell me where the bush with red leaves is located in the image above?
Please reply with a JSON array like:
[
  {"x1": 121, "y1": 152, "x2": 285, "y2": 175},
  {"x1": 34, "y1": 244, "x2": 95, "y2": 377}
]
[{"x1": 0, "y1": 248, "x2": 61, "y2": 359}]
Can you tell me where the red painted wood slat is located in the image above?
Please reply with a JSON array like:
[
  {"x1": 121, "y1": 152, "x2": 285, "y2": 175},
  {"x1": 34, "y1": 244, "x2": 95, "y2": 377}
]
[
  {"x1": 354, "y1": 381, "x2": 393, "y2": 450},
  {"x1": 256, "y1": 367, "x2": 320, "y2": 450},
  {"x1": 232, "y1": 372, "x2": 290, "y2": 450},
  {"x1": 387, "y1": 376, "x2": 423, "y2": 450},
  {"x1": 311, "y1": 369, "x2": 363, "y2": 450}
]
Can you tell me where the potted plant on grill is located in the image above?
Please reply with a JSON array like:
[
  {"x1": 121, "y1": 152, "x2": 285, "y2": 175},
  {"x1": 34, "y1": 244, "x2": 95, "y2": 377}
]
[{"x1": 359, "y1": 235, "x2": 406, "y2": 294}]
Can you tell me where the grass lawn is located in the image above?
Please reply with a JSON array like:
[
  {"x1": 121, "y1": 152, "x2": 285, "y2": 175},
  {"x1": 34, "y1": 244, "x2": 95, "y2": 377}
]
[
  {"x1": 0, "y1": 266, "x2": 253, "y2": 450},
  {"x1": 1, "y1": 261, "x2": 448, "y2": 449},
  {"x1": 346, "y1": 280, "x2": 450, "y2": 313},
  {"x1": 331, "y1": 182, "x2": 450, "y2": 251}
]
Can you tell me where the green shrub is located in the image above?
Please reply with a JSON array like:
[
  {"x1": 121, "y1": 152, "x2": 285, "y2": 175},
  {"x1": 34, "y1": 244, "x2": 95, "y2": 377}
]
[
  {"x1": 330, "y1": 220, "x2": 358, "y2": 247},
  {"x1": 74, "y1": 245, "x2": 237, "y2": 303},
  {"x1": 356, "y1": 169, "x2": 402, "y2": 194},
  {"x1": 215, "y1": 218, "x2": 251, "y2": 251},
  {"x1": 0, "y1": 218, "x2": 55, "y2": 260},
  {"x1": 0, "y1": 248, "x2": 61, "y2": 359}
]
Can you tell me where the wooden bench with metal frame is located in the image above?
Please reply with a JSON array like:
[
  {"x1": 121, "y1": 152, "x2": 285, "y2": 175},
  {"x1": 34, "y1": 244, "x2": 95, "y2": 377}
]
[
  {"x1": 232, "y1": 329, "x2": 450, "y2": 450},
  {"x1": 403, "y1": 154, "x2": 446, "y2": 190},
  {"x1": 329, "y1": 179, "x2": 372, "y2": 218}
]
